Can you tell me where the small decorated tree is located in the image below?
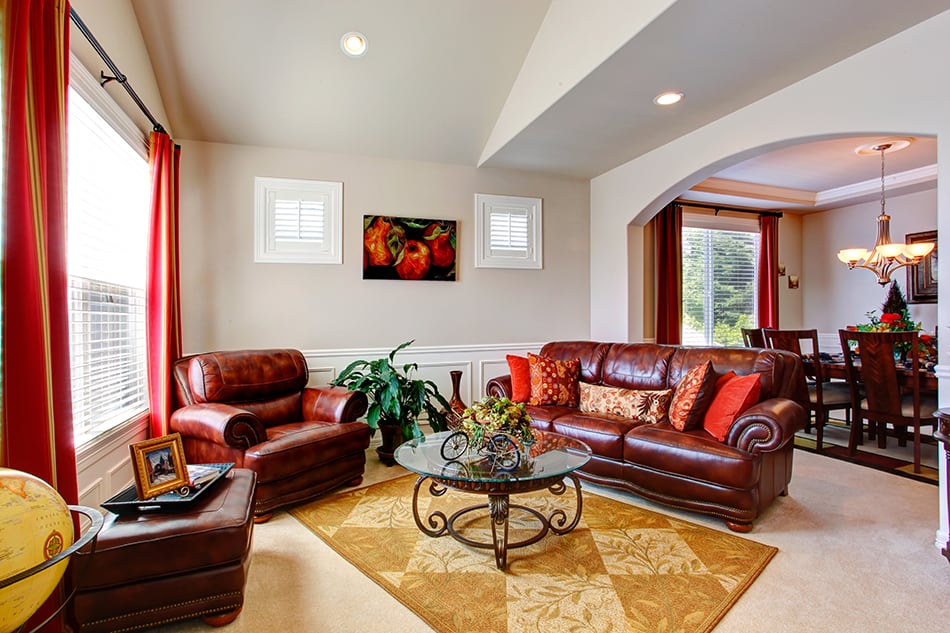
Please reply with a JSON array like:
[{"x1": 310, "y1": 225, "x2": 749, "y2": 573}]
[{"x1": 881, "y1": 280, "x2": 909, "y2": 317}]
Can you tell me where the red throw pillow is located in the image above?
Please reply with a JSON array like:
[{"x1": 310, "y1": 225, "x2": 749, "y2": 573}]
[
  {"x1": 703, "y1": 373, "x2": 762, "y2": 441},
  {"x1": 528, "y1": 353, "x2": 580, "y2": 406},
  {"x1": 715, "y1": 370, "x2": 737, "y2": 391},
  {"x1": 506, "y1": 354, "x2": 530, "y2": 403},
  {"x1": 668, "y1": 360, "x2": 717, "y2": 431}
]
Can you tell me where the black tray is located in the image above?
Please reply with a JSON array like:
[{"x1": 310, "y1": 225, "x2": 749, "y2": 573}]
[{"x1": 102, "y1": 463, "x2": 234, "y2": 515}]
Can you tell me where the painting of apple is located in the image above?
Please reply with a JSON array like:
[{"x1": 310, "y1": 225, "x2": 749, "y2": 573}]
[{"x1": 362, "y1": 215, "x2": 456, "y2": 281}]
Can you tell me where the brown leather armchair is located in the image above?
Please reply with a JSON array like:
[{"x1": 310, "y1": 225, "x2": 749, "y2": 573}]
[{"x1": 170, "y1": 349, "x2": 371, "y2": 519}]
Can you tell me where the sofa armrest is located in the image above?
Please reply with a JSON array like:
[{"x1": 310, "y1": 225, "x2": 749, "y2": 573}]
[
  {"x1": 486, "y1": 375, "x2": 513, "y2": 399},
  {"x1": 725, "y1": 398, "x2": 806, "y2": 454},
  {"x1": 302, "y1": 386, "x2": 368, "y2": 423},
  {"x1": 170, "y1": 403, "x2": 266, "y2": 450}
]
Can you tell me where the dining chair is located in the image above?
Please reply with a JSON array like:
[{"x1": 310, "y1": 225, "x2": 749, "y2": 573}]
[
  {"x1": 741, "y1": 327, "x2": 765, "y2": 348},
  {"x1": 762, "y1": 328, "x2": 851, "y2": 450},
  {"x1": 837, "y1": 329, "x2": 937, "y2": 473}
]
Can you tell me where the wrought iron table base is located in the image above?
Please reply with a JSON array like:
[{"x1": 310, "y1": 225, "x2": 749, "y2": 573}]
[{"x1": 410, "y1": 474, "x2": 583, "y2": 570}]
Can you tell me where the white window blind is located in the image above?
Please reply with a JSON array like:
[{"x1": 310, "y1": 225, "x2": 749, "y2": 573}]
[
  {"x1": 681, "y1": 219, "x2": 760, "y2": 347},
  {"x1": 67, "y1": 80, "x2": 150, "y2": 445},
  {"x1": 475, "y1": 193, "x2": 542, "y2": 269},
  {"x1": 254, "y1": 177, "x2": 342, "y2": 264}
]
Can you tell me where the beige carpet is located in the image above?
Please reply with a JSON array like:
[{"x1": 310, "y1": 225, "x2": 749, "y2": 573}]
[{"x1": 288, "y1": 475, "x2": 776, "y2": 633}]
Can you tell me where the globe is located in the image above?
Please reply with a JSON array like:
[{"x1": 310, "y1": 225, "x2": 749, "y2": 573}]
[{"x1": 0, "y1": 468, "x2": 74, "y2": 633}]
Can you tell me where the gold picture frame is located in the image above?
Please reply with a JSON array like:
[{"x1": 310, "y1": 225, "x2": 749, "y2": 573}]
[
  {"x1": 906, "y1": 230, "x2": 937, "y2": 304},
  {"x1": 130, "y1": 433, "x2": 189, "y2": 500}
]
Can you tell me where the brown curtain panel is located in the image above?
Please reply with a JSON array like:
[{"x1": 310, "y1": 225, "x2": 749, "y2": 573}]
[{"x1": 655, "y1": 203, "x2": 682, "y2": 344}]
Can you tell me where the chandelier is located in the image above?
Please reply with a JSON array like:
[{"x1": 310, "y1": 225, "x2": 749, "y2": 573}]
[{"x1": 836, "y1": 142, "x2": 935, "y2": 285}]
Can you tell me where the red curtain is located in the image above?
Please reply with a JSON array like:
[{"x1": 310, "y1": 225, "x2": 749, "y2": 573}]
[
  {"x1": 146, "y1": 131, "x2": 182, "y2": 437},
  {"x1": 1, "y1": 1, "x2": 76, "y2": 630},
  {"x1": 655, "y1": 203, "x2": 682, "y2": 344},
  {"x1": 758, "y1": 215, "x2": 779, "y2": 328}
]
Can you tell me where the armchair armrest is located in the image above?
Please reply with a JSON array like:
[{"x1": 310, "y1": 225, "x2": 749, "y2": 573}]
[
  {"x1": 302, "y1": 386, "x2": 368, "y2": 423},
  {"x1": 170, "y1": 403, "x2": 266, "y2": 450},
  {"x1": 486, "y1": 375, "x2": 513, "y2": 399},
  {"x1": 725, "y1": 398, "x2": 806, "y2": 454}
]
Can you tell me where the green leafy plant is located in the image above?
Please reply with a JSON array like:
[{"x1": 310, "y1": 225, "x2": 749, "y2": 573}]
[
  {"x1": 459, "y1": 396, "x2": 534, "y2": 447},
  {"x1": 331, "y1": 340, "x2": 450, "y2": 440}
]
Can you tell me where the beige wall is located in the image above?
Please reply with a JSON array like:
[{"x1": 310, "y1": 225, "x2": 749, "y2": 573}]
[
  {"x1": 802, "y1": 187, "x2": 938, "y2": 333},
  {"x1": 178, "y1": 141, "x2": 591, "y2": 352},
  {"x1": 777, "y1": 212, "x2": 803, "y2": 329}
]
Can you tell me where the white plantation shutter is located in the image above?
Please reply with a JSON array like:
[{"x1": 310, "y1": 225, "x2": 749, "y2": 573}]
[
  {"x1": 67, "y1": 66, "x2": 150, "y2": 445},
  {"x1": 475, "y1": 193, "x2": 542, "y2": 269},
  {"x1": 255, "y1": 177, "x2": 342, "y2": 263}
]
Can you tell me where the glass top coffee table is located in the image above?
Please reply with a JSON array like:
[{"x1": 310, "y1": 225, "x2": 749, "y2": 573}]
[{"x1": 394, "y1": 430, "x2": 591, "y2": 570}]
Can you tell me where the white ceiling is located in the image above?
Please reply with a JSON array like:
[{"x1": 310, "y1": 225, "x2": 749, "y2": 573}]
[{"x1": 127, "y1": 0, "x2": 947, "y2": 211}]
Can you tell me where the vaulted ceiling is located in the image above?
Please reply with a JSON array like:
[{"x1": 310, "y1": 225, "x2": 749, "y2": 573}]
[{"x1": 124, "y1": 0, "x2": 948, "y2": 210}]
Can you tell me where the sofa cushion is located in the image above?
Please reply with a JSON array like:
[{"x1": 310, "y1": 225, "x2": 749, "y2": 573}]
[
  {"x1": 538, "y1": 341, "x2": 612, "y2": 384},
  {"x1": 525, "y1": 404, "x2": 577, "y2": 432},
  {"x1": 601, "y1": 343, "x2": 676, "y2": 390},
  {"x1": 669, "y1": 360, "x2": 716, "y2": 431},
  {"x1": 552, "y1": 412, "x2": 643, "y2": 461},
  {"x1": 528, "y1": 353, "x2": 580, "y2": 406},
  {"x1": 579, "y1": 383, "x2": 671, "y2": 424},
  {"x1": 703, "y1": 373, "x2": 762, "y2": 441},
  {"x1": 506, "y1": 354, "x2": 531, "y2": 402}
]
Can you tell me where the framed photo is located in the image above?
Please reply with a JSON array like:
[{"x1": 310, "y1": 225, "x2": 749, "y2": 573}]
[
  {"x1": 906, "y1": 230, "x2": 937, "y2": 304},
  {"x1": 130, "y1": 433, "x2": 189, "y2": 500},
  {"x1": 362, "y1": 215, "x2": 457, "y2": 281}
]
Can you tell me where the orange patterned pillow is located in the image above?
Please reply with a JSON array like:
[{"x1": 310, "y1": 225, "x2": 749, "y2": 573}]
[
  {"x1": 528, "y1": 353, "x2": 580, "y2": 406},
  {"x1": 668, "y1": 360, "x2": 717, "y2": 431},
  {"x1": 579, "y1": 383, "x2": 672, "y2": 423}
]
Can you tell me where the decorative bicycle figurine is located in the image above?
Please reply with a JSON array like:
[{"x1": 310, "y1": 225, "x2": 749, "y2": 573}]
[{"x1": 440, "y1": 395, "x2": 535, "y2": 473}]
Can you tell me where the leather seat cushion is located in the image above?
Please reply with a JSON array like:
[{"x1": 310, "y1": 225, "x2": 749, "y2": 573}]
[
  {"x1": 244, "y1": 420, "x2": 371, "y2": 483},
  {"x1": 77, "y1": 468, "x2": 256, "y2": 591},
  {"x1": 624, "y1": 424, "x2": 759, "y2": 489},
  {"x1": 552, "y1": 413, "x2": 644, "y2": 460},
  {"x1": 526, "y1": 404, "x2": 576, "y2": 431}
]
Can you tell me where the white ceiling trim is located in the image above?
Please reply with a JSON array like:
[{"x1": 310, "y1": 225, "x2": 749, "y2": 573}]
[
  {"x1": 689, "y1": 177, "x2": 816, "y2": 205},
  {"x1": 815, "y1": 163, "x2": 938, "y2": 207}
]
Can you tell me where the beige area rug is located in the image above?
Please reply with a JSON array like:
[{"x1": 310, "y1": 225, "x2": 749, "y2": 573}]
[{"x1": 289, "y1": 475, "x2": 776, "y2": 633}]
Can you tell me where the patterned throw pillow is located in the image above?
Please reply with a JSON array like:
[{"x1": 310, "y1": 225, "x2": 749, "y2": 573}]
[
  {"x1": 528, "y1": 353, "x2": 580, "y2": 406},
  {"x1": 506, "y1": 354, "x2": 531, "y2": 403},
  {"x1": 703, "y1": 373, "x2": 761, "y2": 441},
  {"x1": 579, "y1": 383, "x2": 672, "y2": 423},
  {"x1": 668, "y1": 360, "x2": 717, "y2": 431}
]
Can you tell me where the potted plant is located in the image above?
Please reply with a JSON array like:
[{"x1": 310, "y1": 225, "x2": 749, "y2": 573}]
[{"x1": 331, "y1": 340, "x2": 450, "y2": 464}]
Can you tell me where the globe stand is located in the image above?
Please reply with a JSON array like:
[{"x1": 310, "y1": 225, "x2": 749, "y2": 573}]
[{"x1": 0, "y1": 505, "x2": 104, "y2": 633}]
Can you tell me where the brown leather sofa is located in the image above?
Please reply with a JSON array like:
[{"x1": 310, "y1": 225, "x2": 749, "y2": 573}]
[
  {"x1": 171, "y1": 349, "x2": 371, "y2": 519},
  {"x1": 487, "y1": 341, "x2": 807, "y2": 532}
]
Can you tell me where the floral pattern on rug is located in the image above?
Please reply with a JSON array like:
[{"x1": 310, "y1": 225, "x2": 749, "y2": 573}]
[{"x1": 290, "y1": 476, "x2": 776, "y2": 633}]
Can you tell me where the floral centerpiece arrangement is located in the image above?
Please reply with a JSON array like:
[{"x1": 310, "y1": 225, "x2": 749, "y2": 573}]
[
  {"x1": 856, "y1": 281, "x2": 936, "y2": 362},
  {"x1": 458, "y1": 396, "x2": 534, "y2": 448}
]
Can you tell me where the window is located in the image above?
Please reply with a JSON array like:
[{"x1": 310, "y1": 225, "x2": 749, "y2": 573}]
[
  {"x1": 681, "y1": 212, "x2": 760, "y2": 346},
  {"x1": 474, "y1": 193, "x2": 542, "y2": 269},
  {"x1": 68, "y1": 56, "x2": 150, "y2": 446},
  {"x1": 254, "y1": 177, "x2": 342, "y2": 264}
]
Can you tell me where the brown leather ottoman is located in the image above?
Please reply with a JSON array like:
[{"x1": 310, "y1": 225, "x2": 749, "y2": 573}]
[{"x1": 69, "y1": 468, "x2": 257, "y2": 632}]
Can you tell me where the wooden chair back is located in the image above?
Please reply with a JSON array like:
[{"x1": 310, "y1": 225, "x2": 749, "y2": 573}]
[
  {"x1": 837, "y1": 329, "x2": 920, "y2": 422},
  {"x1": 741, "y1": 327, "x2": 765, "y2": 348}
]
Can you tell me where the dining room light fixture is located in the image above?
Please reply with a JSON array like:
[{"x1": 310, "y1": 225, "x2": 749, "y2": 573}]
[
  {"x1": 836, "y1": 142, "x2": 934, "y2": 285},
  {"x1": 340, "y1": 32, "x2": 368, "y2": 57}
]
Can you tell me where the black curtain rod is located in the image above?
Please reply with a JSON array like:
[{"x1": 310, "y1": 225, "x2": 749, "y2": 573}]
[
  {"x1": 69, "y1": 7, "x2": 167, "y2": 135},
  {"x1": 676, "y1": 200, "x2": 783, "y2": 219}
]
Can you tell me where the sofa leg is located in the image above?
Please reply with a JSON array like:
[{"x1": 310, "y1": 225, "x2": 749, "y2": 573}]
[
  {"x1": 253, "y1": 512, "x2": 273, "y2": 524},
  {"x1": 724, "y1": 520, "x2": 753, "y2": 533},
  {"x1": 347, "y1": 476, "x2": 364, "y2": 487},
  {"x1": 203, "y1": 607, "x2": 243, "y2": 627}
]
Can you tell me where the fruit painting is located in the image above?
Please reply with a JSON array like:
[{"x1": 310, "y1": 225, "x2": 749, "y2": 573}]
[{"x1": 363, "y1": 215, "x2": 457, "y2": 281}]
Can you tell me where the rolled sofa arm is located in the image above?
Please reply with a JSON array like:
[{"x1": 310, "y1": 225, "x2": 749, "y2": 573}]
[
  {"x1": 725, "y1": 398, "x2": 806, "y2": 454},
  {"x1": 170, "y1": 403, "x2": 266, "y2": 450},
  {"x1": 486, "y1": 375, "x2": 513, "y2": 399},
  {"x1": 302, "y1": 386, "x2": 368, "y2": 423}
]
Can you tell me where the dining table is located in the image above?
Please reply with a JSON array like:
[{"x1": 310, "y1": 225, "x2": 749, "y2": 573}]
[{"x1": 802, "y1": 354, "x2": 939, "y2": 394}]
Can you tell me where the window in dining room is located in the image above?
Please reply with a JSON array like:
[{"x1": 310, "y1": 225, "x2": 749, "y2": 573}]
[{"x1": 681, "y1": 211, "x2": 760, "y2": 346}]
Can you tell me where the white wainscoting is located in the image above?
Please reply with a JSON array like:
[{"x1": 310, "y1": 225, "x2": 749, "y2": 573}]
[{"x1": 74, "y1": 342, "x2": 545, "y2": 512}]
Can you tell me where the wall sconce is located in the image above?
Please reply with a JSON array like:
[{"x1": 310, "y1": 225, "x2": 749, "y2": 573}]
[
  {"x1": 788, "y1": 275, "x2": 799, "y2": 289},
  {"x1": 778, "y1": 262, "x2": 786, "y2": 276}
]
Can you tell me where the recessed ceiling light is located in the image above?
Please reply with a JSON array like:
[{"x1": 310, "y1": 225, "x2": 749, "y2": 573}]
[
  {"x1": 341, "y1": 32, "x2": 368, "y2": 58},
  {"x1": 653, "y1": 91, "x2": 684, "y2": 106}
]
